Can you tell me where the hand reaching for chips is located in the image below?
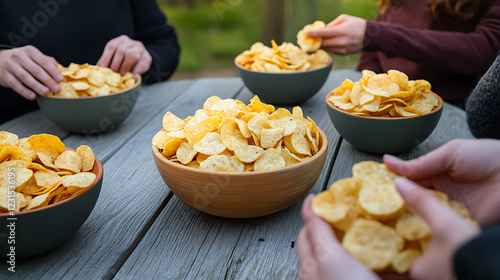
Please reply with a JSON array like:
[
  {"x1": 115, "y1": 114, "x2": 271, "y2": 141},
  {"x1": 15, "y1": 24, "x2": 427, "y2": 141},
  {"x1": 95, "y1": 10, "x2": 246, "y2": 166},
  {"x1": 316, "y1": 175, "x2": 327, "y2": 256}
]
[
  {"x1": 0, "y1": 131, "x2": 96, "y2": 212},
  {"x1": 49, "y1": 63, "x2": 136, "y2": 98},
  {"x1": 153, "y1": 96, "x2": 321, "y2": 172},
  {"x1": 328, "y1": 70, "x2": 439, "y2": 117},
  {"x1": 312, "y1": 161, "x2": 478, "y2": 274}
]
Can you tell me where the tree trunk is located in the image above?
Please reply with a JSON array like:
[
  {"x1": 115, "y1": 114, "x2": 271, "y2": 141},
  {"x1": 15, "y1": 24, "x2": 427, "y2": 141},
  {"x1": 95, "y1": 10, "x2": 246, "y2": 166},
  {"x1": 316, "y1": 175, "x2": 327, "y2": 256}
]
[{"x1": 261, "y1": 0, "x2": 285, "y2": 45}]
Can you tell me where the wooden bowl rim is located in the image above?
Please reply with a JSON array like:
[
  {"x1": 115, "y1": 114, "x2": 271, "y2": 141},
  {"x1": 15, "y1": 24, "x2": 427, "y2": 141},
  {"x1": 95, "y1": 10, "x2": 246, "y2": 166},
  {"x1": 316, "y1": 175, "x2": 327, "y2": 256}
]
[
  {"x1": 152, "y1": 127, "x2": 328, "y2": 176},
  {"x1": 325, "y1": 90, "x2": 444, "y2": 120},
  {"x1": 0, "y1": 148, "x2": 103, "y2": 217}
]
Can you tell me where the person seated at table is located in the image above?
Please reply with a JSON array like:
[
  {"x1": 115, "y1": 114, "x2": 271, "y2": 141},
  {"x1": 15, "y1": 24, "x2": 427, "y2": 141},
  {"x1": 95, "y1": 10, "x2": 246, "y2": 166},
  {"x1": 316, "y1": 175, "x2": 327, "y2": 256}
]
[
  {"x1": 0, "y1": 0, "x2": 180, "y2": 124},
  {"x1": 466, "y1": 52, "x2": 500, "y2": 139},
  {"x1": 307, "y1": 0, "x2": 500, "y2": 107},
  {"x1": 297, "y1": 138, "x2": 500, "y2": 280}
]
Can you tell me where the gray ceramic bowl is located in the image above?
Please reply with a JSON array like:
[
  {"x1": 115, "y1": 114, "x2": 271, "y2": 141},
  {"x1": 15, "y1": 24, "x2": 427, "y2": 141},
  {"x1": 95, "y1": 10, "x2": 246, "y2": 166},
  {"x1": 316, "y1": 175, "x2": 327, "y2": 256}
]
[
  {"x1": 235, "y1": 59, "x2": 332, "y2": 105},
  {"x1": 0, "y1": 153, "x2": 103, "y2": 258},
  {"x1": 325, "y1": 91, "x2": 444, "y2": 154},
  {"x1": 36, "y1": 76, "x2": 141, "y2": 134}
]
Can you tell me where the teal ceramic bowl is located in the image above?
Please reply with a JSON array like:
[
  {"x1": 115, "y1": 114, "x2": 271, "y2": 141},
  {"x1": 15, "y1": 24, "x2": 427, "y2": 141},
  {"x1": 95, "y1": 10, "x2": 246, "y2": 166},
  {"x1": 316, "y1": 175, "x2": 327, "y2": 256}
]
[
  {"x1": 0, "y1": 153, "x2": 103, "y2": 258},
  {"x1": 325, "y1": 91, "x2": 444, "y2": 154},
  {"x1": 36, "y1": 76, "x2": 141, "y2": 134},
  {"x1": 235, "y1": 59, "x2": 332, "y2": 105}
]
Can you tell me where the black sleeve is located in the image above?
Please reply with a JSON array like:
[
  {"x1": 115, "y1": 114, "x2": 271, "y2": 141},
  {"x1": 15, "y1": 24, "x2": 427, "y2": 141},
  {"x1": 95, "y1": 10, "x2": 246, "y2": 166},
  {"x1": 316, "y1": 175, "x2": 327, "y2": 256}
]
[
  {"x1": 466, "y1": 53, "x2": 500, "y2": 139},
  {"x1": 0, "y1": 44, "x2": 13, "y2": 50},
  {"x1": 454, "y1": 225, "x2": 500, "y2": 279},
  {"x1": 129, "y1": 0, "x2": 180, "y2": 85}
]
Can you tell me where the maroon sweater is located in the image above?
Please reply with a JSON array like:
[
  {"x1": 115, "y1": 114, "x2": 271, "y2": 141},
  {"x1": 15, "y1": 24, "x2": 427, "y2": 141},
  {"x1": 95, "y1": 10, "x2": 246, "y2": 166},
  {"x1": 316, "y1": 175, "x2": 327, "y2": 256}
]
[{"x1": 358, "y1": 0, "x2": 500, "y2": 105}]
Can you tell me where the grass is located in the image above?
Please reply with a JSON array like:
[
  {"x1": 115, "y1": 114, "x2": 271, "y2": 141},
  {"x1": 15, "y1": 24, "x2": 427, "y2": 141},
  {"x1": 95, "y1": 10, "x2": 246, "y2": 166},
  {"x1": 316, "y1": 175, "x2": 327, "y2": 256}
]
[{"x1": 160, "y1": 0, "x2": 378, "y2": 77}]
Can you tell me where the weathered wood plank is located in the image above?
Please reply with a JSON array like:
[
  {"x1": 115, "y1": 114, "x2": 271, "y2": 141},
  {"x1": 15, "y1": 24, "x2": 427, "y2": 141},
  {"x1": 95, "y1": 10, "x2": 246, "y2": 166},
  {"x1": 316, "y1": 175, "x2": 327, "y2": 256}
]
[
  {"x1": 0, "y1": 109, "x2": 69, "y2": 139},
  {"x1": 0, "y1": 78, "x2": 244, "y2": 280},
  {"x1": 115, "y1": 71, "x2": 359, "y2": 279}
]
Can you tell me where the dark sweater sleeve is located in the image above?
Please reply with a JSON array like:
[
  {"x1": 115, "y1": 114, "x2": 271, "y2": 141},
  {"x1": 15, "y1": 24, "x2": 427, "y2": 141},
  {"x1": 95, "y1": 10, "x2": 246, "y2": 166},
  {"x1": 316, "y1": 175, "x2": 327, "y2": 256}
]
[
  {"x1": 129, "y1": 0, "x2": 180, "y2": 85},
  {"x1": 364, "y1": 1, "x2": 500, "y2": 75},
  {"x1": 356, "y1": 51, "x2": 383, "y2": 73},
  {"x1": 466, "y1": 53, "x2": 500, "y2": 139},
  {"x1": 454, "y1": 225, "x2": 500, "y2": 279}
]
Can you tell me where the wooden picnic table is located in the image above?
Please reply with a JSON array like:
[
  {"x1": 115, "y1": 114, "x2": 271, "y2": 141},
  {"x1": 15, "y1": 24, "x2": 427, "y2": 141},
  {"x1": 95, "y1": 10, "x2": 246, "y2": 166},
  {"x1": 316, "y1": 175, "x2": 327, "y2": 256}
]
[{"x1": 0, "y1": 69, "x2": 473, "y2": 279}]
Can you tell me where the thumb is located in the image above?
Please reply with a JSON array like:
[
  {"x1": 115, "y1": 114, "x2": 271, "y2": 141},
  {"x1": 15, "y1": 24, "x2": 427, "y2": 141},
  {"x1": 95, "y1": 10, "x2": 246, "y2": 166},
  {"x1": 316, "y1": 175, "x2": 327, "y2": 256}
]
[{"x1": 395, "y1": 177, "x2": 460, "y2": 230}]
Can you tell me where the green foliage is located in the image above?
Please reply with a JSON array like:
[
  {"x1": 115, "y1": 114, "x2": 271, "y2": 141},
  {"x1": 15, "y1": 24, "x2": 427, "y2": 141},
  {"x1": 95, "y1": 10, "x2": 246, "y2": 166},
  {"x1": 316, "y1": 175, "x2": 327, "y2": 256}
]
[{"x1": 160, "y1": 0, "x2": 377, "y2": 74}]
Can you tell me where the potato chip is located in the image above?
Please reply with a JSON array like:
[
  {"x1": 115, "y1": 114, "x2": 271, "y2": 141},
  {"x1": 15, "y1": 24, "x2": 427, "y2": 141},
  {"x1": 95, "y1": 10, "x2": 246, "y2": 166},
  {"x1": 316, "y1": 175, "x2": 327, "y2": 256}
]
[
  {"x1": 54, "y1": 150, "x2": 83, "y2": 173},
  {"x1": 253, "y1": 148, "x2": 286, "y2": 171},
  {"x1": 234, "y1": 145, "x2": 264, "y2": 163},
  {"x1": 391, "y1": 249, "x2": 421, "y2": 274},
  {"x1": 62, "y1": 172, "x2": 96, "y2": 188},
  {"x1": 193, "y1": 132, "x2": 227, "y2": 155},
  {"x1": 0, "y1": 131, "x2": 19, "y2": 146},
  {"x1": 34, "y1": 170, "x2": 61, "y2": 187},
  {"x1": 343, "y1": 219, "x2": 404, "y2": 271},
  {"x1": 199, "y1": 155, "x2": 234, "y2": 172},
  {"x1": 162, "y1": 138, "x2": 184, "y2": 157},
  {"x1": 297, "y1": 20, "x2": 325, "y2": 53},
  {"x1": 176, "y1": 142, "x2": 198, "y2": 165},
  {"x1": 395, "y1": 211, "x2": 431, "y2": 241},
  {"x1": 76, "y1": 145, "x2": 95, "y2": 172}
]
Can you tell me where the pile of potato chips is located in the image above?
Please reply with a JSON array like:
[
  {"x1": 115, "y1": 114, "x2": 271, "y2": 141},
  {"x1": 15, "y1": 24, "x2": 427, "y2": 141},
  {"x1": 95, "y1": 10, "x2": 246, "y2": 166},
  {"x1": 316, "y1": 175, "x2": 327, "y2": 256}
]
[
  {"x1": 297, "y1": 20, "x2": 325, "y2": 53},
  {"x1": 153, "y1": 96, "x2": 321, "y2": 172},
  {"x1": 49, "y1": 63, "x2": 136, "y2": 98},
  {"x1": 328, "y1": 70, "x2": 439, "y2": 117},
  {"x1": 312, "y1": 161, "x2": 477, "y2": 274},
  {"x1": 235, "y1": 40, "x2": 331, "y2": 73},
  {"x1": 0, "y1": 131, "x2": 96, "y2": 212}
]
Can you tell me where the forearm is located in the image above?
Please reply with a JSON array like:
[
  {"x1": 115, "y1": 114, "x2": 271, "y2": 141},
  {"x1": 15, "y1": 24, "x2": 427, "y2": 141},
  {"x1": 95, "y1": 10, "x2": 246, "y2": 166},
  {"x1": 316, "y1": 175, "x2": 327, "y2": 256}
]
[{"x1": 364, "y1": 17, "x2": 500, "y2": 75}]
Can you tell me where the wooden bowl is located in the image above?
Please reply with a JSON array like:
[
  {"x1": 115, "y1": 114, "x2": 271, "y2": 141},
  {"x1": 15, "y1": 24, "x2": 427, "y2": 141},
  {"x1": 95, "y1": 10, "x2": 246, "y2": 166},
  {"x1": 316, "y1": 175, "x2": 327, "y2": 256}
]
[
  {"x1": 0, "y1": 150, "x2": 103, "y2": 258},
  {"x1": 152, "y1": 129, "x2": 328, "y2": 218}
]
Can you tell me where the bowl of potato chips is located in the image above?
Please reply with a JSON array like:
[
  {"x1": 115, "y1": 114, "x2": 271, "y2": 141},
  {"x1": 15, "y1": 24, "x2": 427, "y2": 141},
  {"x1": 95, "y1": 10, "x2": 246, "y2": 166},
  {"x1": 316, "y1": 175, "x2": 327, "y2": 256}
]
[
  {"x1": 151, "y1": 96, "x2": 328, "y2": 218},
  {"x1": 235, "y1": 40, "x2": 332, "y2": 105},
  {"x1": 0, "y1": 132, "x2": 103, "y2": 258},
  {"x1": 36, "y1": 63, "x2": 141, "y2": 134},
  {"x1": 325, "y1": 70, "x2": 444, "y2": 154}
]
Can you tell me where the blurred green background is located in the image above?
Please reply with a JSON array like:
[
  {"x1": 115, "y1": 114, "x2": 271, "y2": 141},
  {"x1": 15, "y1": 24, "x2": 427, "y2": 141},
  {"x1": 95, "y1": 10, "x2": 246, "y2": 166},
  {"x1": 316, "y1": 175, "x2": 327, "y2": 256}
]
[{"x1": 158, "y1": 0, "x2": 378, "y2": 80}]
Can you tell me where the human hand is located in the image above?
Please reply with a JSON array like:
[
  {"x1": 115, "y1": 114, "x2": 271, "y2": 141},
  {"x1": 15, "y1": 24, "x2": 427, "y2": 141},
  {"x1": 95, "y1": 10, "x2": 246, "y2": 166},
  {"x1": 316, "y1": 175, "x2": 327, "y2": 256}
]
[
  {"x1": 384, "y1": 138, "x2": 500, "y2": 227},
  {"x1": 0, "y1": 46, "x2": 62, "y2": 100},
  {"x1": 307, "y1": 14, "x2": 367, "y2": 55},
  {"x1": 297, "y1": 194, "x2": 380, "y2": 280},
  {"x1": 395, "y1": 177, "x2": 479, "y2": 280},
  {"x1": 97, "y1": 35, "x2": 152, "y2": 76}
]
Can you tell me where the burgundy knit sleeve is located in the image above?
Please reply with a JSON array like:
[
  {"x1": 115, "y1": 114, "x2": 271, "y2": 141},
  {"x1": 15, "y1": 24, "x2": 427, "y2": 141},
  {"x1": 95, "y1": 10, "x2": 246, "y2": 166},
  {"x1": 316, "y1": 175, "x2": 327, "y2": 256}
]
[
  {"x1": 364, "y1": 2, "x2": 500, "y2": 75},
  {"x1": 356, "y1": 51, "x2": 383, "y2": 73}
]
